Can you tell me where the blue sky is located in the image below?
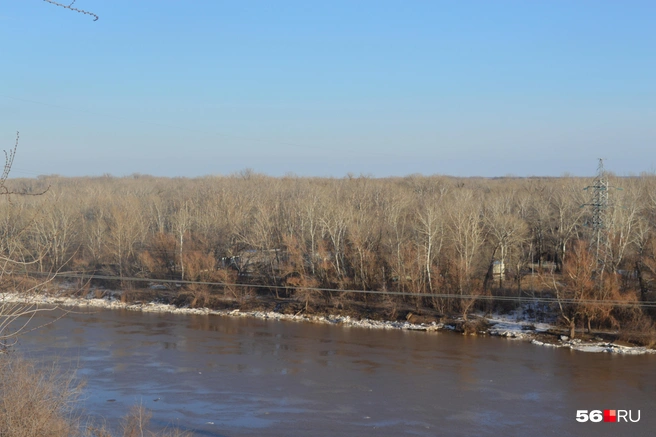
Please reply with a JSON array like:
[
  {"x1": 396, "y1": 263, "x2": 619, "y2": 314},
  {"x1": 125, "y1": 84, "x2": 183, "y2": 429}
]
[{"x1": 1, "y1": 1, "x2": 655, "y2": 178}]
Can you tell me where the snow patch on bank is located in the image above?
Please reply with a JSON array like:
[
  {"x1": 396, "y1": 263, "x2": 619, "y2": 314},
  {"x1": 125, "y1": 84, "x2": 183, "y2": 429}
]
[
  {"x1": 484, "y1": 304, "x2": 655, "y2": 354},
  {"x1": 531, "y1": 338, "x2": 654, "y2": 355},
  {"x1": 0, "y1": 291, "x2": 443, "y2": 332},
  {"x1": 485, "y1": 303, "x2": 554, "y2": 339}
]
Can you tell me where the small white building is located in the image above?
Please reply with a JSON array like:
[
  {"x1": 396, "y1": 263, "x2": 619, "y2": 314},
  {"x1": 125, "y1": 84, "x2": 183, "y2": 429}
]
[{"x1": 492, "y1": 261, "x2": 505, "y2": 277}]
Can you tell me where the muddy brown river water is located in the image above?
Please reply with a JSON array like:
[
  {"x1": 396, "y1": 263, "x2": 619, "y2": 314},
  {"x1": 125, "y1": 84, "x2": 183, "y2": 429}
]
[{"x1": 15, "y1": 308, "x2": 656, "y2": 436}]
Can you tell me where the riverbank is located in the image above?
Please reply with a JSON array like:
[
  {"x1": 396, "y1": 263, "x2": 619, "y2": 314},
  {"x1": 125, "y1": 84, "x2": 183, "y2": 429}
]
[{"x1": 2, "y1": 288, "x2": 654, "y2": 355}]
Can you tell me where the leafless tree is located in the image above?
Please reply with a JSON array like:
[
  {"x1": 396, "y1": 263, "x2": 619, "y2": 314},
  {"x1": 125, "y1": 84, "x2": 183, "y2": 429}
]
[
  {"x1": 415, "y1": 191, "x2": 447, "y2": 293},
  {"x1": 448, "y1": 189, "x2": 486, "y2": 319},
  {"x1": 484, "y1": 192, "x2": 528, "y2": 289},
  {"x1": 171, "y1": 200, "x2": 193, "y2": 281},
  {"x1": 0, "y1": 133, "x2": 60, "y2": 349}
]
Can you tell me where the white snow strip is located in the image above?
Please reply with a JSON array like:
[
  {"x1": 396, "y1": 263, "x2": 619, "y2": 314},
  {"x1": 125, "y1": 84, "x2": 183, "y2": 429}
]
[{"x1": 0, "y1": 292, "x2": 443, "y2": 332}]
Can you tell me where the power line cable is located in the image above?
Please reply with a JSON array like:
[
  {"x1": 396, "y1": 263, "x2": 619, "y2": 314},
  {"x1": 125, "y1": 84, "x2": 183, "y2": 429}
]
[{"x1": 29, "y1": 271, "x2": 656, "y2": 308}]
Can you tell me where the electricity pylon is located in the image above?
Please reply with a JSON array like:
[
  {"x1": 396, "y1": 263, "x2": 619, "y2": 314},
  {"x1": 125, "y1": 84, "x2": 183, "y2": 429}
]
[{"x1": 583, "y1": 159, "x2": 610, "y2": 271}]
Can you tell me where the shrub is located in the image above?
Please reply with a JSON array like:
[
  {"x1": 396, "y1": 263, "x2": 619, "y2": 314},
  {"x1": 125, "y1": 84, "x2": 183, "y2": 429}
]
[
  {"x1": 0, "y1": 354, "x2": 82, "y2": 437},
  {"x1": 0, "y1": 354, "x2": 194, "y2": 437},
  {"x1": 618, "y1": 312, "x2": 656, "y2": 348}
]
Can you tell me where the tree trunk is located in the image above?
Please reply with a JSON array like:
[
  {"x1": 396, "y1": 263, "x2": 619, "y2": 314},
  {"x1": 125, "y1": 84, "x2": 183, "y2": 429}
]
[
  {"x1": 636, "y1": 261, "x2": 648, "y2": 302},
  {"x1": 569, "y1": 320, "x2": 576, "y2": 339}
]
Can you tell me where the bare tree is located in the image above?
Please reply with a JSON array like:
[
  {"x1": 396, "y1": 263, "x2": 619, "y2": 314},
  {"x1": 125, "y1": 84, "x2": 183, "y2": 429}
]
[
  {"x1": 382, "y1": 191, "x2": 411, "y2": 294},
  {"x1": 320, "y1": 200, "x2": 348, "y2": 283},
  {"x1": 171, "y1": 200, "x2": 193, "y2": 281},
  {"x1": 415, "y1": 191, "x2": 447, "y2": 293},
  {"x1": 0, "y1": 133, "x2": 59, "y2": 349},
  {"x1": 104, "y1": 197, "x2": 147, "y2": 280},
  {"x1": 447, "y1": 189, "x2": 486, "y2": 319},
  {"x1": 484, "y1": 193, "x2": 528, "y2": 289},
  {"x1": 30, "y1": 192, "x2": 80, "y2": 271},
  {"x1": 548, "y1": 179, "x2": 586, "y2": 270},
  {"x1": 605, "y1": 180, "x2": 641, "y2": 274}
]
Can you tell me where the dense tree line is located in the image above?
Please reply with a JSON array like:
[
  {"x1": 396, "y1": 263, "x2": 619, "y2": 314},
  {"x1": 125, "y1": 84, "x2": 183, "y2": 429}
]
[{"x1": 4, "y1": 172, "x2": 656, "y2": 339}]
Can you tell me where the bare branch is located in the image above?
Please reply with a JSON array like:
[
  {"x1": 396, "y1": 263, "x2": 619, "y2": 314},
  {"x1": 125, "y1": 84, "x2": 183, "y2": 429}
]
[
  {"x1": 1, "y1": 132, "x2": 50, "y2": 202},
  {"x1": 42, "y1": 0, "x2": 99, "y2": 21}
]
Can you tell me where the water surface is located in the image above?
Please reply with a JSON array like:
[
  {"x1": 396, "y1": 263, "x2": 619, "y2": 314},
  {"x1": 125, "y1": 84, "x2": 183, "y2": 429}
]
[{"x1": 17, "y1": 308, "x2": 656, "y2": 436}]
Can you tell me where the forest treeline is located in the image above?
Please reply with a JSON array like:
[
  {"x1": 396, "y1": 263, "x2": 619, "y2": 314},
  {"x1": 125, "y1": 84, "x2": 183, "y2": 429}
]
[{"x1": 4, "y1": 172, "x2": 656, "y2": 341}]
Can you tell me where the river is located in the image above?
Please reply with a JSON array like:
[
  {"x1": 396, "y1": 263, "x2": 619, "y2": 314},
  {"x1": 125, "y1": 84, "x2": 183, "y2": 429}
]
[{"x1": 15, "y1": 308, "x2": 656, "y2": 436}]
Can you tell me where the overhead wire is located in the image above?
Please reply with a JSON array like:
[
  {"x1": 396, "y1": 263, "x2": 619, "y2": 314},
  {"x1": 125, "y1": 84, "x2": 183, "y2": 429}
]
[{"x1": 27, "y1": 271, "x2": 656, "y2": 309}]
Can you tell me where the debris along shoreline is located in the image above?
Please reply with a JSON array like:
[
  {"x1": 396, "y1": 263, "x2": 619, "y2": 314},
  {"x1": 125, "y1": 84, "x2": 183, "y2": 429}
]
[{"x1": 3, "y1": 290, "x2": 654, "y2": 355}]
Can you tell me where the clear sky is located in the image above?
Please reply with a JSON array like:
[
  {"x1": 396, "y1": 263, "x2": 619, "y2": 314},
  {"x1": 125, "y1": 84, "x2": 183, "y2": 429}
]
[{"x1": 1, "y1": 1, "x2": 655, "y2": 178}]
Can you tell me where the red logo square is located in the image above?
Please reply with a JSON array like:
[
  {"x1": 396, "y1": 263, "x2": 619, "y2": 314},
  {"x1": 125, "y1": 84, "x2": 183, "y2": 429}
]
[{"x1": 603, "y1": 410, "x2": 616, "y2": 423}]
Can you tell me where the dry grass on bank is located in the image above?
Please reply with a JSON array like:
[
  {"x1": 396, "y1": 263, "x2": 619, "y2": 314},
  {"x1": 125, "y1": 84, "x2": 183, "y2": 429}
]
[
  {"x1": 618, "y1": 313, "x2": 656, "y2": 348},
  {"x1": 0, "y1": 354, "x2": 81, "y2": 437},
  {"x1": 0, "y1": 354, "x2": 193, "y2": 437}
]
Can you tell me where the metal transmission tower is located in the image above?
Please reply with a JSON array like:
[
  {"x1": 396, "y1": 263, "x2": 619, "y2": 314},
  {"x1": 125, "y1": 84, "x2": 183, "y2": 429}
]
[
  {"x1": 583, "y1": 159, "x2": 613, "y2": 270},
  {"x1": 589, "y1": 158, "x2": 609, "y2": 232}
]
